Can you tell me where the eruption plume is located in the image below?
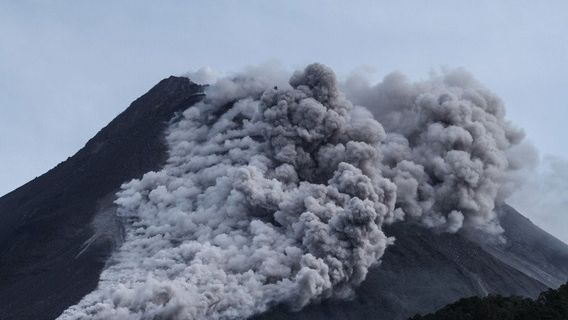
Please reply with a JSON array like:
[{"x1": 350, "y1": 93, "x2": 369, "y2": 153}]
[
  {"x1": 59, "y1": 64, "x2": 527, "y2": 319},
  {"x1": 345, "y1": 69, "x2": 525, "y2": 235}
]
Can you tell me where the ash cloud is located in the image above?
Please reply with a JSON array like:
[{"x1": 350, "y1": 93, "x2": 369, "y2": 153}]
[
  {"x1": 59, "y1": 64, "x2": 529, "y2": 319},
  {"x1": 344, "y1": 69, "x2": 526, "y2": 235},
  {"x1": 58, "y1": 64, "x2": 396, "y2": 320}
]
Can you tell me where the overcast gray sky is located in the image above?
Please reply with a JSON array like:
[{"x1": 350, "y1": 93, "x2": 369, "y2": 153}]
[{"x1": 1, "y1": 1, "x2": 567, "y2": 241}]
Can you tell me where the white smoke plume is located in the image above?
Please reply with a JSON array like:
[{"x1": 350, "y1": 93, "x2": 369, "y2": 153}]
[
  {"x1": 59, "y1": 64, "x2": 528, "y2": 319},
  {"x1": 183, "y1": 66, "x2": 223, "y2": 85}
]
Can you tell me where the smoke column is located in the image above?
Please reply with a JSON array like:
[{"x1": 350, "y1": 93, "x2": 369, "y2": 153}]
[
  {"x1": 58, "y1": 64, "x2": 526, "y2": 319},
  {"x1": 58, "y1": 64, "x2": 397, "y2": 319},
  {"x1": 345, "y1": 69, "x2": 526, "y2": 235}
]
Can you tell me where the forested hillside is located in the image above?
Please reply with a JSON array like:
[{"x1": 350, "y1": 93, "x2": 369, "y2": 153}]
[{"x1": 410, "y1": 282, "x2": 568, "y2": 320}]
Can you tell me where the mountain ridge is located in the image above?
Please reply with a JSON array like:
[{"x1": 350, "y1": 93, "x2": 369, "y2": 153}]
[
  {"x1": 0, "y1": 76, "x2": 566, "y2": 320},
  {"x1": 0, "y1": 76, "x2": 204, "y2": 320}
]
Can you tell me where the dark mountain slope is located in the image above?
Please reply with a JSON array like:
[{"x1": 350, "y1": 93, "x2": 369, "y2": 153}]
[
  {"x1": 1, "y1": 77, "x2": 566, "y2": 320},
  {"x1": 253, "y1": 207, "x2": 568, "y2": 320},
  {"x1": 0, "y1": 77, "x2": 204, "y2": 320},
  {"x1": 486, "y1": 204, "x2": 568, "y2": 289},
  {"x1": 254, "y1": 218, "x2": 550, "y2": 320}
]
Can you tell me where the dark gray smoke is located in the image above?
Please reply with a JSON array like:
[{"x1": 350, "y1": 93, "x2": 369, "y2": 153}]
[
  {"x1": 58, "y1": 64, "x2": 527, "y2": 319},
  {"x1": 345, "y1": 69, "x2": 526, "y2": 235}
]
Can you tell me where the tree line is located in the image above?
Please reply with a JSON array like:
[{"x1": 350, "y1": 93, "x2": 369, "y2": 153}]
[{"x1": 410, "y1": 282, "x2": 568, "y2": 320}]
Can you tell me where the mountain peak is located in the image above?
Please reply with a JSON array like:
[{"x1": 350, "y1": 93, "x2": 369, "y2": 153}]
[
  {"x1": 154, "y1": 75, "x2": 200, "y2": 94},
  {"x1": 0, "y1": 77, "x2": 204, "y2": 320}
]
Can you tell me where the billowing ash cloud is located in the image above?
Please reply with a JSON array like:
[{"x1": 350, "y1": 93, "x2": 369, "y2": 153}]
[
  {"x1": 59, "y1": 64, "x2": 527, "y2": 320},
  {"x1": 344, "y1": 69, "x2": 525, "y2": 235},
  {"x1": 58, "y1": 64, "x2": 397, "y2": 320}
]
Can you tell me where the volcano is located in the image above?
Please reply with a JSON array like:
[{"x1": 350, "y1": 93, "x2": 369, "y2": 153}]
[{"x1": 1, "y1": 75, "x2": 567, "y2": 320}]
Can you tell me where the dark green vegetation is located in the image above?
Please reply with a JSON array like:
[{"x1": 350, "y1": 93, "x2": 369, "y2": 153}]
[{"x1": 410, "y1": 282, "x2": 568, "y2": 320}]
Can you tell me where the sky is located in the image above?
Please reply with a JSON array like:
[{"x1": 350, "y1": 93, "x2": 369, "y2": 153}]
[{"x1": 0, "y1": 1, "x2": 567, "y2": 241}]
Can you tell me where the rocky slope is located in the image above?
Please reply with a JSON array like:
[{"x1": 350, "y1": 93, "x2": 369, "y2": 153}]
[
  {"x1": 0, "y1": 77, "x2": 204, "y2": 320},
  {"x1": 254, "y1": 205, "x2": 568, "y2": 320}
]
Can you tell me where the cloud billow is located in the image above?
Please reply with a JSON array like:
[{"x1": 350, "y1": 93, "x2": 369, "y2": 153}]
[
  {"x1": 345, "y1": 69, "x2": 525, "y2": 235},
  {"x1": 59, "y1": 64, "x2": 527, "y2": 319}
]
